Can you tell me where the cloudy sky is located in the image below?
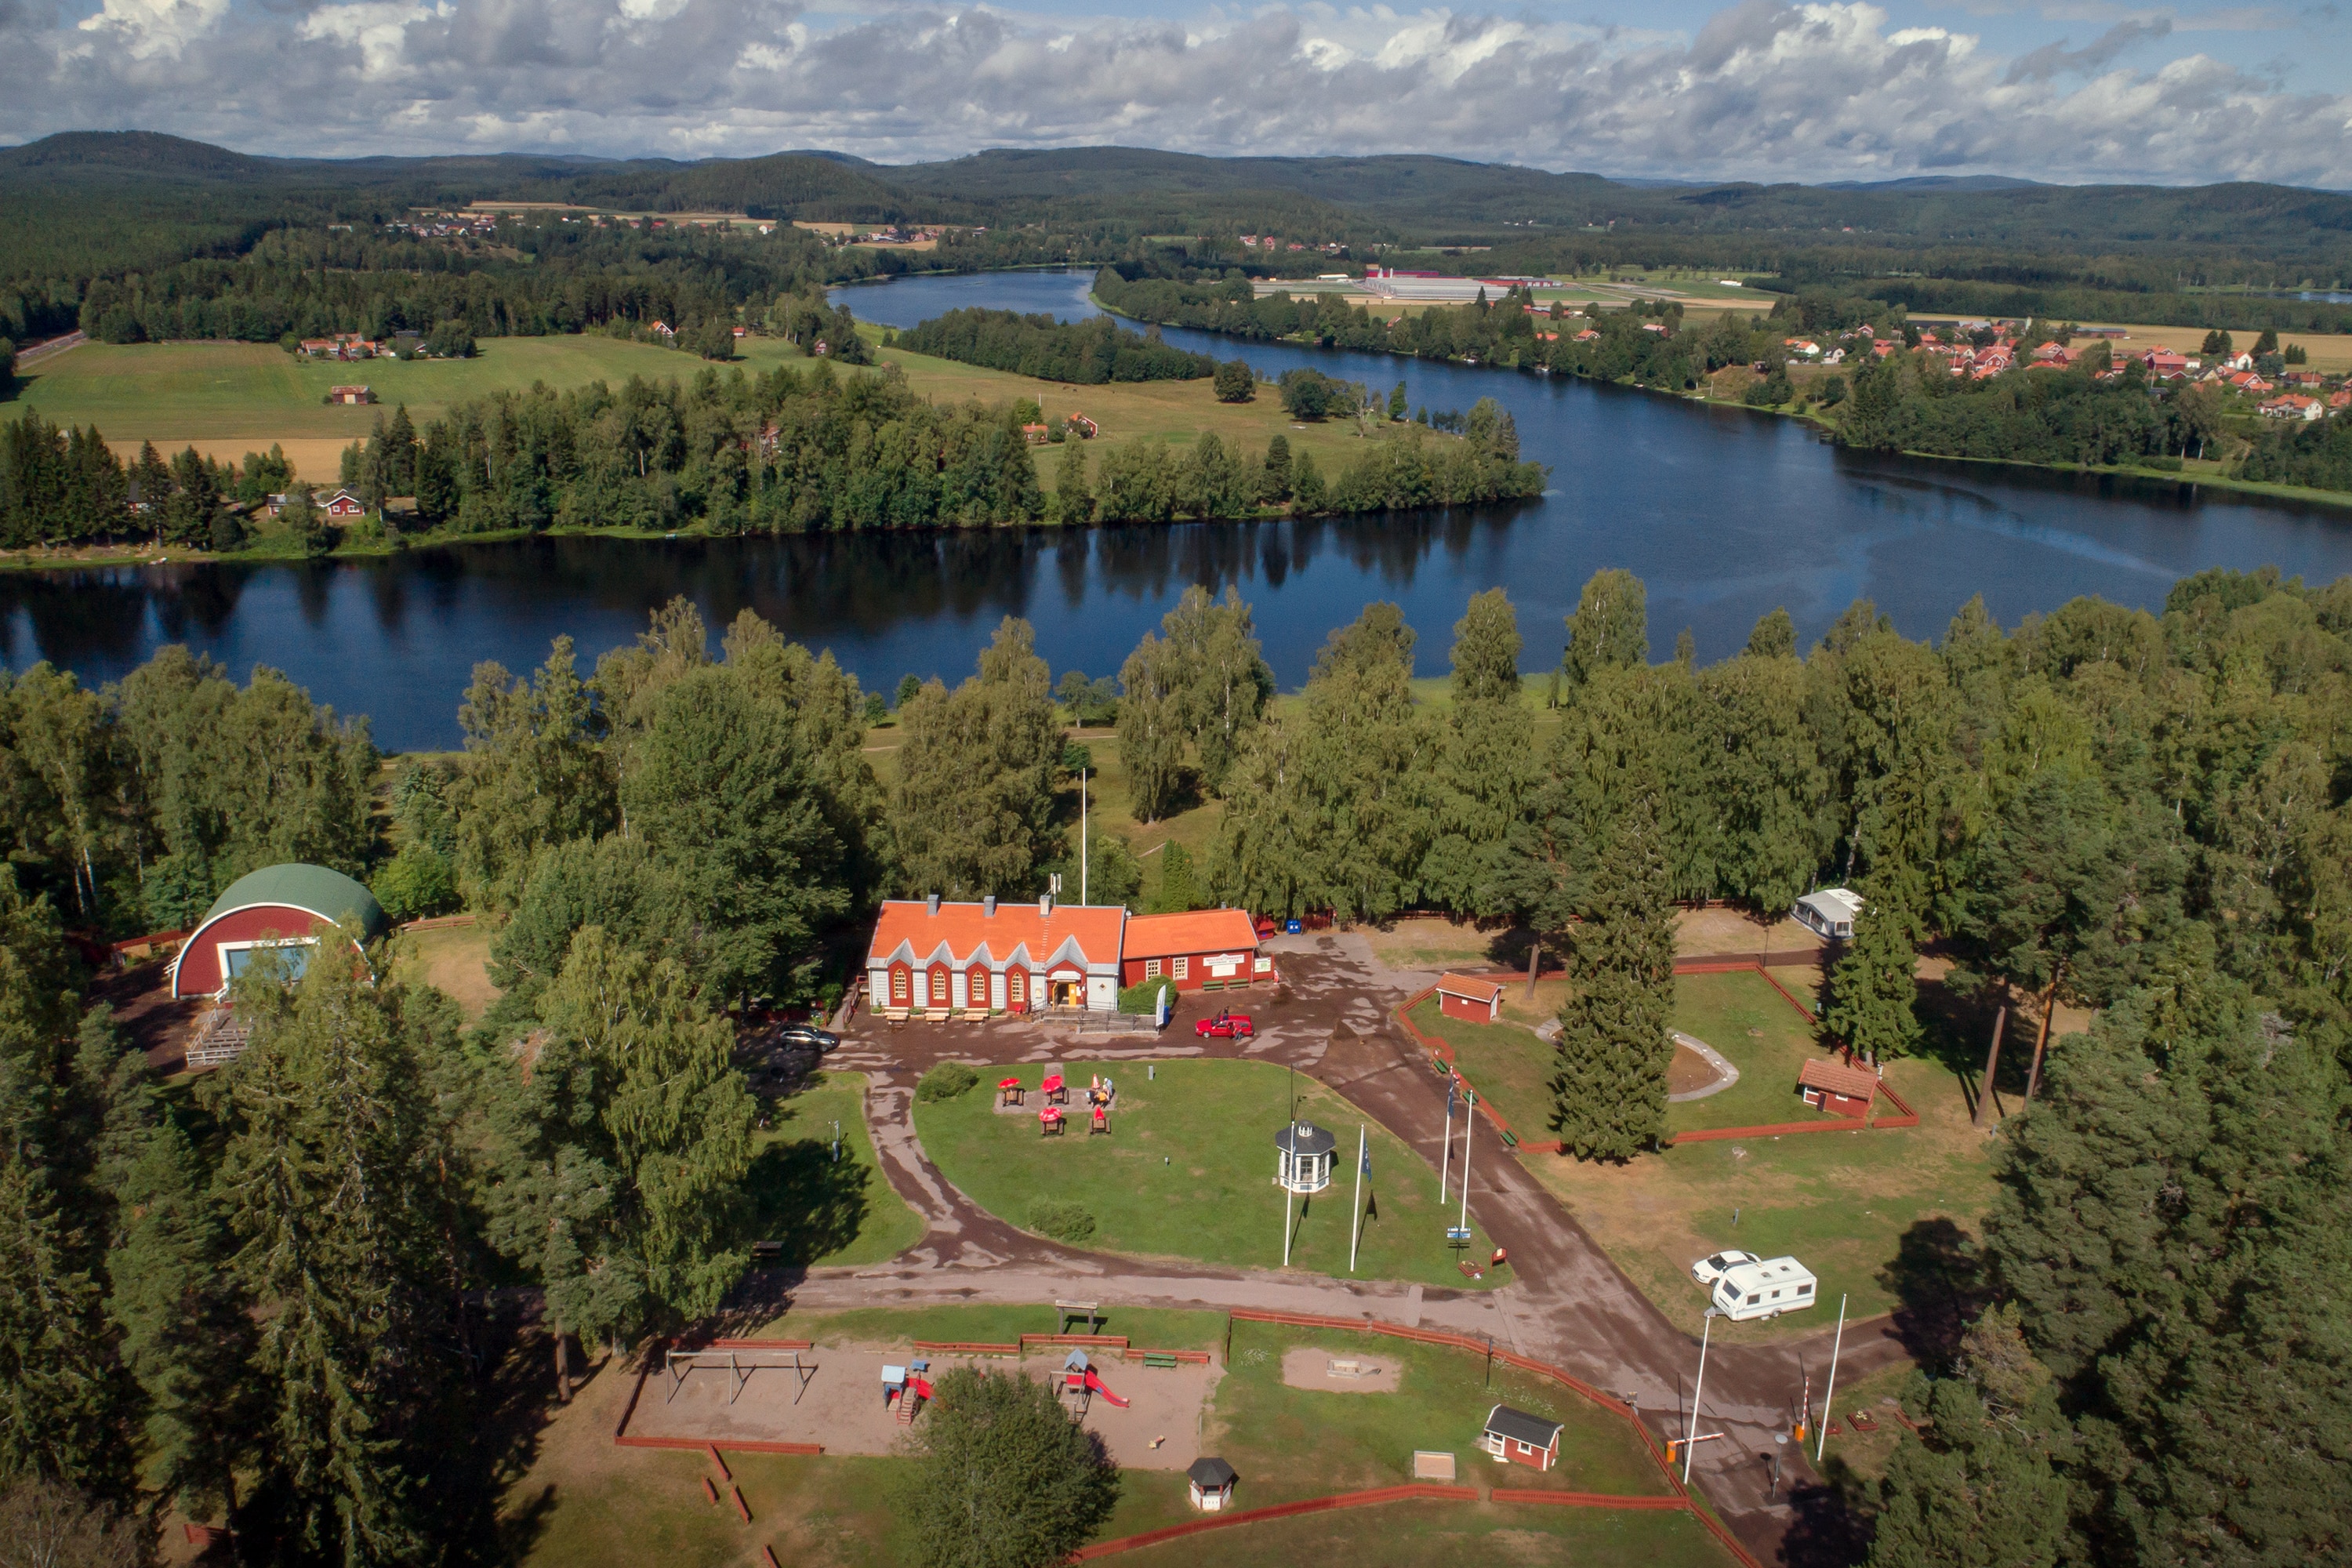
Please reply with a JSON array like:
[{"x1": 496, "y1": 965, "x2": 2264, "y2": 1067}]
[{"x1": 5, "y1": 0, "x2": 2349, "y2": 185}]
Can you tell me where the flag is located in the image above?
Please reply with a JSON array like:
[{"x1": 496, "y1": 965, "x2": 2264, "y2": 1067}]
[{"x1": 1360, "y1": 1150, "x2": 1372, "y2": 1178}]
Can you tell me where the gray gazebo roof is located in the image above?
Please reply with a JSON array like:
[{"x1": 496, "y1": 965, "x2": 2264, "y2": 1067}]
[
  {"x1": 1274, "y1": 1121, "x2": 1336, "y2": 1158},
  {"x1": 1188, "y1": 1456, "x2": 1237, "y2": 1487}
]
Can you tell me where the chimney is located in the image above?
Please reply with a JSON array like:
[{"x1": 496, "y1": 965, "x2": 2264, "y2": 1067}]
[
  {"x1": 1040, "y1": 891, "x2": 1053, "y2": 916},
  {"x1": 983, "y1": 894, "x2": 996, "y2": 916},
  {"x1": 927, "y1": 892, "x2": 941, "y2": 916}
]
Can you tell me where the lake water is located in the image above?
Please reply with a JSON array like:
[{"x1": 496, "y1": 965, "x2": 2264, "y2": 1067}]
[{"x1": 6, "y1": 268, "x2": 2350, "y2": 752}]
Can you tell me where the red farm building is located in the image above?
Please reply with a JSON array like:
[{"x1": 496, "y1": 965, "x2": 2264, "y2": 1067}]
[
  {"x1": 1798, "y1": 1057, "x2": 1879, "y2": 1119},
  {"x1": 1120, "y1": 909, "x2": 1266, "y2": 993},
  {"x1": 169, "y1": 863, "x2": 390, "y2": 1000},
  {"x1": 865, "y1": 894, "x2": 1127, "y2": 1019},
  {"x1": 1436, "y1": 972, "x2": 1505, "y2": 1022}
]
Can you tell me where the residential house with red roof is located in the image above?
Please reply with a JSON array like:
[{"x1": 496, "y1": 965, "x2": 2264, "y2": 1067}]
[{"x1": 866, "y1": 895, "x2": 1127, "y2": 1019}]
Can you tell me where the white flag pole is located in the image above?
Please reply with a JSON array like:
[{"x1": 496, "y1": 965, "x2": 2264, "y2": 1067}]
[
  {"x1": 1439, "y1": 1088, "x2": 1452, "y2": 1203},
  {"x1": 1685, "y1": 1311, "x2": 1715, "y2": 1486},
  {"x1": 1457, "y1": 1091, "x2": 1473, "y2": 1235},
  {"x1": 1348, "y1": 1125, "x2": 1365, "y2": 1272},
  {"x1": 1817, "y1": 1294, "x2": 1848, "y2": 1464},
  {"x1": 1282, "y1": 1166, "x2": 1294, "y2": 1269},
  {"x1": 1080, "y1": 770, "x2": 1088, "y2": 906}
]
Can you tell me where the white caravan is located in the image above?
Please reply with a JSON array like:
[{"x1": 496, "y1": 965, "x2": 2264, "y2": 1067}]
[{"x1": 1709, "y1": 1256, "x2": 1819, "y2": 1321}]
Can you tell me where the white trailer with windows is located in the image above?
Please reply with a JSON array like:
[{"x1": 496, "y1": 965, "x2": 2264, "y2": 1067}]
[{"x1": 1709, "y1": 1256, "x2": 1819, "y2": 1321}]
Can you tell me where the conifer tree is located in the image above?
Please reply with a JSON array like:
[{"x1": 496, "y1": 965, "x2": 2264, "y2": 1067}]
[
  {"x1": 1821, "y1": 869, "x2": 1924, "y2": 1064},
  {"x1": 1550, "y1": 790, "x2": 1677, "y2": 1160},
  {"x1": 213, "y1": 946, "x2": 457, "y2": 1563},
  {"x1": 1049, "y1": 437, "x2": 1091, "y2": 524}
]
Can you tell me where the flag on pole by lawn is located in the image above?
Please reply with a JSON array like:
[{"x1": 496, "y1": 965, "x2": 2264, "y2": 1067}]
[{"x1": 1361, "y1": 1149, "x2": 1372, "y2": 1177}]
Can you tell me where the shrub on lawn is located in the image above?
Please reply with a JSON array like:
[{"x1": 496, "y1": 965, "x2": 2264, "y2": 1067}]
[
  {"x1": 916, "y1": 1062, "x2": 979, "y2": 1102},
  {"x1": 1026, "y1": 1200, "x2": 1097, "y2": 1243},
  {"x1": 1117, "y1": 977, "x2": 1174, "y2": 1015}
]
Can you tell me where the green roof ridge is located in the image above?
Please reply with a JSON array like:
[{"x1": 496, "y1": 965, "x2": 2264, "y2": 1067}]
[{"x1": 199, "y1": 863, "x2": 389, "y2": 940}]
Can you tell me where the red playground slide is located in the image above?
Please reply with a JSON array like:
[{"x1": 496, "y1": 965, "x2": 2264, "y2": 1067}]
[{"x1": 1080, "y1": 1370, "x2": 1129, "y2": 1408}]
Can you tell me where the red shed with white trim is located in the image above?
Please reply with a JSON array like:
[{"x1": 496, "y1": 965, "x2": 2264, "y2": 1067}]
[{"x1": 1436, "y1": 972, "x2": 1505, "y2": 1022}]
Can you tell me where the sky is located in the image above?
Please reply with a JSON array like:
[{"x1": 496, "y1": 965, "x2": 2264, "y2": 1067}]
[{"x1": 4, "y1": 0, "x2": 2350, "y2": 186}]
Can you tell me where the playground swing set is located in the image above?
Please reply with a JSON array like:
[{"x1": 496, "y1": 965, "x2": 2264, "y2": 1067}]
[{"x1": 665, "y1": 1345, "x2": 819, "y2": 1407}]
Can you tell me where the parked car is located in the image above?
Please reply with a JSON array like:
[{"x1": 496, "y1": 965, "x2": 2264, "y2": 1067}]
[
  {"x1": 1195, "y1": 1011, "x2": 1255, "y2": 1040},
  {"x1": 1690, "y1": 1249, "x2": 1761, "y2": 1287},
  {"x1": 1708, "y1": 1256, "x2": 1819, "y2": 1321},
  {"x1": 778, "y1": 1023, "x2": 839, "y2": 1053}
]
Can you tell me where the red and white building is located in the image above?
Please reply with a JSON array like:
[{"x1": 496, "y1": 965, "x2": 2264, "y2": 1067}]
[
  {"x1": 1120, "y1": 909, "x2": 1268, "y2": 993},
  {"x1": 169, "y1": 863, "x2": 388, "y2": 999},
  {"x1": 1798, "y1": 1057, "x2": 1879, "y2": 1119},
  {"x1": 866, "y1": 895, "x2": 1127, "y2": 1018},
  {"x1": 1435, "y1": 972, "x2": 1505, "y2": 1022},
  {"x1": 1481, "y1": 1406, "x2": 1563, "y2": 1471}
]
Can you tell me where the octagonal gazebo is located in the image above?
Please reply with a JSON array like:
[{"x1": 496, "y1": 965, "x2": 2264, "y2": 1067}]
[{"x1": 1274, "y1": 1120, "x2": 1336, "y2": 1194}]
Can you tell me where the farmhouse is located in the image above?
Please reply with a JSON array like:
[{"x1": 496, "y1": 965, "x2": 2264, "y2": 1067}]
[
  {"x1": 1798, "y1": 1056, "x2": 1878, "y2": 1118},
  {"x1": 1480, "y1": 1406, "x2": 1563, "y2": 1472},
  {"x1": 866, "y1": 894, "x2": 1127, "y2": 1019},
  {"x1": 169, "y1": 863, "x2": 390, "y2": 1000},
  {"x1": 1120, "y1": 908, "x2": 1266, "y2": 993},
  {"x1": 1435, "y1": 972, "x2": 1505, "y2": 1022},
  {"x1": 326, "y1": 385, "x2": 376, "y2": 405}
]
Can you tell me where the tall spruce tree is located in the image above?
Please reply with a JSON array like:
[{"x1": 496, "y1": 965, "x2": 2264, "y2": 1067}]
[
  {"x1": 1420, "y1": 590, "x2": 1532, "y2": 915},
  {"x1": 1821, "y1": 869, "x2": 1925, "y2": 1064},
  {"x1": 1550, "y1": 790, "x2": 1677, "y2": 1160},
  {"x1": 213, "y1": 944, "x2": 459, "y2": 1564}
]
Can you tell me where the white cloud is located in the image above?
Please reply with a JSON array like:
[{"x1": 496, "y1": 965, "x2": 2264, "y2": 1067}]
[{"x1": 6, "y1": 0, "x2": 2349, "y2": 184}]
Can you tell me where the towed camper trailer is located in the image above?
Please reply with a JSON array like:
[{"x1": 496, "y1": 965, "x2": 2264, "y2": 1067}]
[{"x1": 1709, "y1": 1256, "x2": 1818, "y2": 1321}]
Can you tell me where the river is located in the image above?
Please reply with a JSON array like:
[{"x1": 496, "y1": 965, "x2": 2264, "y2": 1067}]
[{"x1": 5, "y1": 268, "x2": 2350, "y2": 752}]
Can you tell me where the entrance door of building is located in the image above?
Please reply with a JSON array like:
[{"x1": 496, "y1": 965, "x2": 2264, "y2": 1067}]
[{"x1": 1048, "y1": 973, "x2": 1083, "y2": 1007}]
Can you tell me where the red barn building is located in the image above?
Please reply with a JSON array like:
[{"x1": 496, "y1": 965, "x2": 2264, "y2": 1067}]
[
  {"x1": 1120, "y1": 909, "x2": 1265, "y2": 993},
  {"x1": 1436, "y1": 972, "x2": 1505, "y2": 1022},
  {"x1": 1798, "y1": 1057, "x2": 1878, "y2": 1119},
  {"x1": 1481, "y1": 1406, "x2": 1563, "y2": 1471},
  {"x1": 169, "y1": 864, "x2": 390, "y2": 999},
  {"x1": 866, "y1": 894, "x2": 1127, "y2": 1018}
]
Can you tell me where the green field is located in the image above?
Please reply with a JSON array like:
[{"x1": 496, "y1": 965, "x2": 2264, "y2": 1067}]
[
  {"x1": 911, "y1": 1058, "x2": 1497, "y2": 1287},
  {"x1": 745, "y1": 1071, "x2": 927, "y2": 1269}
]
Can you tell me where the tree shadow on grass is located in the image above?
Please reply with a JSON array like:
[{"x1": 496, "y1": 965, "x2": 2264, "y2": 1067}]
[
  {"x1": 1879, "y1": 1216, "x2": 1989, "y2": 1370},
  {"x1": 744, "y1": 1134, "x2": 876, "y2": 1267}
]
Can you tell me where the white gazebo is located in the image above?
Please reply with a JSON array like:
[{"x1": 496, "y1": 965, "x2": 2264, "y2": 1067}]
[{"x1": 1274, "y1": 1120, "x2": 1337, "y2": 1194}]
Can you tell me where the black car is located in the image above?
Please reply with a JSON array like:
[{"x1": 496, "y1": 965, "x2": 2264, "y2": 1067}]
[{"x1": 777, "y1": 1023, "x2": 840, "y2": 1053}]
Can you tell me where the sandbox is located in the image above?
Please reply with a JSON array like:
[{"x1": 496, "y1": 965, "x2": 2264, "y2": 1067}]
[
  {"x1": 1280, "y1": 1345, "x2": 1403, "y2": 1393},
  {"x1": 624, "y1": 1345, "x2": 1218, "y2": 1471}
]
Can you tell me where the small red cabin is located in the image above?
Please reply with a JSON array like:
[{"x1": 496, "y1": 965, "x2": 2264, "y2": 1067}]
[
  {"x1": 1798, "y1": 1057, "x2": 1878, "y2": 1119},
  {"x1": 1436, "y1": 972, "x2": 1505, "y2": 1022},
  {"x1": 1481, "y1": 1406, "x2": 1563, "y2": 1471},
  {"x1": 1120, "y1": 909, "x2": 1265, "y2": 992},
  {"x1": 169, "y1": 863, "x2": 390, "y2": 999}
]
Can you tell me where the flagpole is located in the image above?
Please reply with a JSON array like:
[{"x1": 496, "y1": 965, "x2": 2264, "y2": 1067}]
[
  {"x1": 1439, "y1": 1082, "x2": 1454, "y2": 1202},
  {"x1": 1080, "y1": 769, "x2": 1088, "y2": 906},
  {"x1": 1348, "y1": 1125, "x2": 1365, "y2": 1272},
  {"x1": 1817, "y1": 1294, "x2": 1847, "y2": 1464},
  {"x1": 1685, "y1": 1311, "x2": 1714, "y2": 1486},
  {"x1": 1283, "y1": 1174, "x2": 1294, "y2": 1269},
  {"x1": 1457, "y1": 1091, "x2": 1473, "y2": 1235}
]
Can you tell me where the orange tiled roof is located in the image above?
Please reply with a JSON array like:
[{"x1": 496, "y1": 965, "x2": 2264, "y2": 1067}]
[
  {"x1": 868, "y1": 898, "x2": 1125, "y2": 969},
  {"x1": 1121, "y1": 908, "x2": 1258, "y2": 960},
  {"x1": 1798, "y1": 1057, "x2": 1880, "y2": 1101},
  {"x1": 1436, "y1": 973, "x2": 1507, "y2": 1004}
]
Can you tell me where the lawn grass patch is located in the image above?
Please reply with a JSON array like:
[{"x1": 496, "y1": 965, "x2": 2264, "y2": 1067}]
[
  {"x1": 913, "y1": 1058, "x2": 1497, "y2": 1287},
  {"x1": 753, "y1": 1302, "x2": 1229, "y2": 1351},
  {"x1": 387, "y1": 922, "x2": 499, "y2": 1022},
  {"x1": 1102, "y1": 1500, "x2": 1739, "y2": 1568},
  {"x1": 1214, "y1": 1319, "x2": 1670, "y2": 1502},
  {"x1": 1405, "y1": 997, "x2": 1552, "y2": 1141},
  {"x1": 744, "y1": 1071, "x2": 926, "y2": 1268},
  {"x1": 1668, "y1": 968, "x2": 1840, "y2": 1134}
]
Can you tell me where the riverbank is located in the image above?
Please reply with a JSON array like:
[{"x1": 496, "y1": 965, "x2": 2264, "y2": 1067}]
[{"x1": 1094, "y1": 290, "x2": 2352, "y2": 517}]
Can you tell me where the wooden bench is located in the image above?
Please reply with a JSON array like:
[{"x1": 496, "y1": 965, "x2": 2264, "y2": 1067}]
[{"x1": 1142, "y1": 1352, "x2": 1178, "y2": 1370}]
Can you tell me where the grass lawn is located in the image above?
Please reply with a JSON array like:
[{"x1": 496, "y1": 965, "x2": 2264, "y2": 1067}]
[
  {"x1": 9, "y1": 336, "x2": 813, "y2": 479},
  {"x1": 1411, "y1": 969, "x2": 2000, "y2": 1338},
  {"x1": 745, "y1": 1071, "x2": 927, "y2": 1269},
  {"x1": 913, "y1": 1057, "x2": 1497, "y2": 1287},
  {"x1": 1105, "y1": 1501, "x2": 1738, "y2": 1568},
  {"x1": 754, "y1": 1301, "x2": 1229, "y2": 1349},
  {"x1": 387, "y1": 921, "x2": 500, "y2": 1022}
]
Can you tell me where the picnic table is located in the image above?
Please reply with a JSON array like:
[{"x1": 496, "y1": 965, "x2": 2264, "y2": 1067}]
[
  {"x1": 1040, "y1": 1105, "x2": 1066, "y2": 1136},
  {"x1": 998, "y1": 1076, "x2": 1025, "y2": 1106},
  {"x1": 1041, "y1": 1073, "x2": 1068, "y2": 1105}
]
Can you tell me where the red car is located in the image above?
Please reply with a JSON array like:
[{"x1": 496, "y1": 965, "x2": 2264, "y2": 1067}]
[{"x1": 1196, "y1": 1011, "x2": 1255, "y2": 1039}]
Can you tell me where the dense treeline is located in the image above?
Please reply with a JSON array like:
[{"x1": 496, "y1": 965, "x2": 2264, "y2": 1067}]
[
  {"x1": 891, "y1": 307, "x2": 1217, "y2": 383},
  {"x1": 1838, "y1": 350, "x2": 2228, "y2": 466},
  {"x1": 2241, "y1": 411, "x2": 2352, "y2": 492},
  {"x1": 1, "y1": 353, "x2": 1542, "y2": 548}
]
